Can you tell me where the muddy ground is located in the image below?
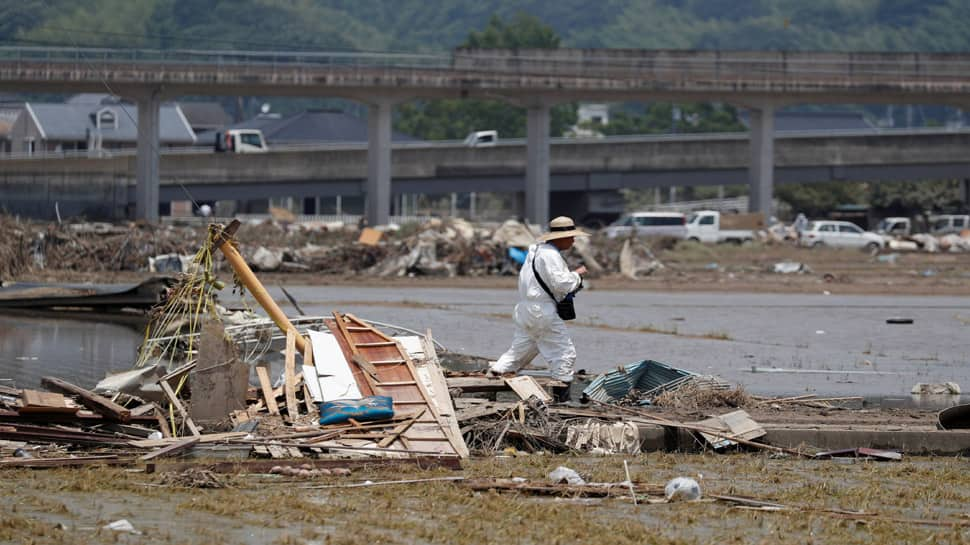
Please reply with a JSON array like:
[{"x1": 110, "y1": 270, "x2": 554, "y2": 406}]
[{"x1": 2, "y1": 454, "x2": 968, "y2": 545}]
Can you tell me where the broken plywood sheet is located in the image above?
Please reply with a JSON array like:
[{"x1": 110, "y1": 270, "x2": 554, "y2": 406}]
[
  {"x1": 505, "y1": 376, "x2": 552, "y2": 403},
  {"x1": 308, "y1": 329, "x2": 362, "y2": 401},
  {"x1": 303, "y1": 365, "x2": 323, "y2": 403},
  {"x1": 694, "y1": 409, "x2": 765, "y2": 449},
  {"x1": 326, "y1": 314, "x2": 460, "y2": 457}
]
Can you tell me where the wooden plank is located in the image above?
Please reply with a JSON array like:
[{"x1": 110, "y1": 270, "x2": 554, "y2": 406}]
[
  {"x1": 255, "y1": 363, "x2": 280, "y2": 416},
  {"x1": 378, "y1": 409, "x2": 424, "y2": 448},
  {"x1": 325, "y1": 316, "x2": 373, "y2": 397},
  {"x1": 154, "y1": 403, "x2": 173, "y2": 438},
  {"x1": 18, "y1": 390, "x2": 78, "y2": 415},
  {"x1": 302, "y1": 336, "x2": 318, "y2": 414},
  {"x1": 139, "y1": 436, "x2": 200, "y2": 462},
  {"x1": 0, "y1": 455, "x2": 124, "y2": 469},
  {"x1": 131, "y1": 431, "x2": 249, "y2": 449},
  {"x1": 505, "y1": 376, "x2": 553, "y2": 403},
  {"x1": 284, "y1": 329, "x2": 299, "y2": 422},
  {"x1": 418, "y1": 331, "x2": 469, "y2": 458},
  {"x1": 130, "y1": 403, "x2": 157, "y2": 417},
  {"x1": 40, "y1": 376, "x2": 130, "y2": 422},
  {"x1": 158, "y1": 380, "x2": 201, "y2": 436}
]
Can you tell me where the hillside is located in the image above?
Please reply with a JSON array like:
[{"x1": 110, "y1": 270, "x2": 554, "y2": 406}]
[{"x1": 3, "y1": 0, "x2": 970, "y2": 53}]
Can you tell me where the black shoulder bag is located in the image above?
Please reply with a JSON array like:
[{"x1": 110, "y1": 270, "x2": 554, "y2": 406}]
[{"x1": 531, "y1": 251, "x2": 578, "y2": 321}]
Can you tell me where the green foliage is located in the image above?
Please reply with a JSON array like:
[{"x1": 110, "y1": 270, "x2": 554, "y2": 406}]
[
  {"x1": 395, "y1": 13, "x2": 576, "y2": 140},
  {"x1": 775, "y1": 181, "x2": 869, "y2": 218},
  {"x1": 591, "y1": 103, "x2": 744, "y2": 136},
  {"x1": 4, "y1": 0, "x2": 970, "y2": 53},
  {"x1": 464, "y1": 13, "x2": 561, "y2": 48},
  {"x1": 869, "y1": 179, "x2": 965, "y2": 214}
]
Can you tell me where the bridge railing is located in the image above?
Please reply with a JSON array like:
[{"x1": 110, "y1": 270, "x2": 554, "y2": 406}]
[
  {"x1": 0, "y1": 46, "x2": 451, "y2": 68},
  {"x1": 5, "y1": 46, "x2": 970, "y2": 82},
  {"x1": 453, "y1": 48, "x2": 970, "y2": 82}
]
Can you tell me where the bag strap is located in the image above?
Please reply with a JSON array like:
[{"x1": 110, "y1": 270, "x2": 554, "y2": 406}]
[{"x1": 530, "y1": 247, "x2": 560, "y2": 304}]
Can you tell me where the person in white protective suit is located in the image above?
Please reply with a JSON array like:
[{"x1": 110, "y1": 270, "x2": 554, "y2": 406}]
[{"x1": 489, "y1": 216, "x2": 588, "y2": 402}]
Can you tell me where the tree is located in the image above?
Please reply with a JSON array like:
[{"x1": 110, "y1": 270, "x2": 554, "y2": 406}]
[{"x1": 394, "y1": 13, "x2": 577, "y2": 140}]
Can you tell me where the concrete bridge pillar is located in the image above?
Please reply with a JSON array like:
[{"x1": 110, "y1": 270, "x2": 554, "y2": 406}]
[
  {"x1": 961, "y1": 179, "x2": 970, "y2": 206},
  {"x1": 135, "y1": 89, "x2": 162, "y2": 222},
  {"x1": 525, "y1": 102, "x2": 551, "y2": 226},
  {"x1": 747, "y1": 105, "x2": 775, "y2": 218},
  {"x1": 366, "y1": 99, "x2": 393, "y2": 226}
]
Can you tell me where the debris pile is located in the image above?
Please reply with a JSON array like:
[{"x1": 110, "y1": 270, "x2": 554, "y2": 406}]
[
  {"x1": 3, "y1": 218, "x2": 962, "y2": 482},
  {"x1": 0, "y1": 215, "x2": 644, "y2": 281}
]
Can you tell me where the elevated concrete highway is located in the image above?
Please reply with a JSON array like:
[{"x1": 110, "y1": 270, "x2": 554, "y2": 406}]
[
  {"x1": 2, "y1": 129, "x2": 968, "y2": 221},
  {"x1": 2, "y1": 46, "x2": 970, "y2": 224}
]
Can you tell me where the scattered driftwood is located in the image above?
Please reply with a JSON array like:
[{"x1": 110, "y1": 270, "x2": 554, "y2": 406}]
[
  {"x1": 463, "y1": 478, "x2": 665, "y2": 498},
  {"x1": 40, "y1": 376, "x2": 130, "y2": 422}
]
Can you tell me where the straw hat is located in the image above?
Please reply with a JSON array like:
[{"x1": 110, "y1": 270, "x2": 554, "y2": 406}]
[{"x1": 537, "y1": 216, "x2": 589, "y2": 242}]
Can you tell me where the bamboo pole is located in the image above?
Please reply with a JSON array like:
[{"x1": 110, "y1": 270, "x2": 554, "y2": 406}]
[{"x1": 210, "y1": 220, "x2": 306, "y2": 353}]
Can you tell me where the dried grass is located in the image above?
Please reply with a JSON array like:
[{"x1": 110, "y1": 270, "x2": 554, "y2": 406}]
[{"x1": 652, "y1": 383, "x2": 753, "y2": 410}]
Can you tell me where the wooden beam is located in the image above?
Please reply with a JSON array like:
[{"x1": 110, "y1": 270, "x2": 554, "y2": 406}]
[
  {"x1": 40, "y1": 376, "x2": 130, "y2": 422},
  {"x1": 255, "y1": 363, "x2": 280, "y2": 416},
  {"x1": 284, "y1": 329, "x2": 299, "y2": 423},
  {"x1": 378, "y1": 409, "x2": 424, "y2": 448},
  {"x1": 158, "y1": 380, "x2": 200, "y2": 436},
  {"x1": 139, "y1": 436, "x2": 200, "y2": 462}
]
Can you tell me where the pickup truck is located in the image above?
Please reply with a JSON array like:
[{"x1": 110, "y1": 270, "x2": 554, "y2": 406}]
[{"x1": 685, "y1": 210, "x2": 763, "y2": 243}]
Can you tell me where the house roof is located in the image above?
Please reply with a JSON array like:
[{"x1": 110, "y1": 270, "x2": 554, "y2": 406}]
[
  {"x1": 28, "y1": 102, "x2": 196, "y2": 144},
  {"x1": 213, "y1": 109, "x2": 419, "y2": 144},
  {"x1": 179, "y1": 102, "x2": 233, "y2": 131},
  {"x1": 740, "y1": 110, "x2": 875, "y2": 132}
]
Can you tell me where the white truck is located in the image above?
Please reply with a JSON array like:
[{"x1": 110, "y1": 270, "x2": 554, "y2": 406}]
[
  {"x1": 214, "y1": 129, "x2": 269, "y2": 153},
  {"x1": 876, "y1": 217, "x2": 912, "y2": 236},
  {"x1": 685, "y1": 210, "x2": 763, "y2": 243}
]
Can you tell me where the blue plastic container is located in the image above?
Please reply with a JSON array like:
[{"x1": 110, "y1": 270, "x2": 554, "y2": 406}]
[{"x1": 317, "y1": 396, "x2": 395, "y2": 426}]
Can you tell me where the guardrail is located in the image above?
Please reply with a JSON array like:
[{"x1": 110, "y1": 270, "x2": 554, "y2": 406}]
[
  {"x1": 2, "y1": 126, "x2": 967, "y2": 161},
  {"x1": 4, "y1": 46, "x2": 970, "y2": 82},
  {"x1": 453, "y1": 48, "x2": 970, "y2": 81},
  {"x1": 0, "y1": 46, "x2": 451, "y2": 69}
]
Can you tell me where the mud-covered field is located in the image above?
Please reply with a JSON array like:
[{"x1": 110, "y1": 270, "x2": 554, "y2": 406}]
[{"x1": 2, "y1": 454, "x2": 969, "y2": 545}]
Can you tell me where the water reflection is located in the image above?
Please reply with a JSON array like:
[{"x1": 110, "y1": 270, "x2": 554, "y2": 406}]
[{"x1": 0, "y1": 315, "x2": 143, "y2": 389}]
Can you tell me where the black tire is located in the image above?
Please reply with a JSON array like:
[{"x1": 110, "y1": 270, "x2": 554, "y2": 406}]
[
  {"x1": 688, "y1": 237, "x2": 700, "y2": 243},
  {"x1": 865, "y1": 242, "x2": 880, "y2": 253},
  {"x1": 812, "y1": 241, "x2": 824, "y2": 248}
]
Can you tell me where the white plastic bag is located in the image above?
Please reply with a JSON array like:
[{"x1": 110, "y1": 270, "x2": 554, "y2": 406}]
[
  {"x1": 548, "y1": 466, "x2": 585, "y2": 486},
  {"x1": 664, "y1": 477, "x2": 701, "y2": 502}
]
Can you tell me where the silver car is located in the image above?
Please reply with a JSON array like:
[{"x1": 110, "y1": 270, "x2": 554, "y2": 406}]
[
  {"x1": 605, "y1": 212, "x2": 687, "y2": 239},
  {"x1": 799, "y1": 220, "x2": 884, "y2": 251}
]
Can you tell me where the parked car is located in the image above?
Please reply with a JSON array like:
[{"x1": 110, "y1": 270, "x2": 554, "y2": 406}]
[
  {"x1": 686, "y1": 210, "x2": 762, "y2": 243},
  {"x1": 929, "y1": 214, "x2": 969, "y2": 235},
  {"x1": 876, "y1": 217, "x2": 912, "y2": 236},
  {"x1": 604, "y1": 212, "x2": 687, "y2": 239},
  {"x1": 799, "y1": 220, "x2": 884, "y2": 251},
  {"x1": 463, "y1": 130, "x2": 497, "y2": 147}
]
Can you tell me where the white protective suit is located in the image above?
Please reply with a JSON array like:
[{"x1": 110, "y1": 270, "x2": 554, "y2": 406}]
[{"x1": 490, "y1": 243, "x2": 582, "y2": 382}]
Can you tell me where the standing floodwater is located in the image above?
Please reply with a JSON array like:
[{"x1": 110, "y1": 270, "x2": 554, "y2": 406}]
[
  {"x1": 1, "y1": 287, "x2": 968, "y2": 397},
  {"x1": 0, "y1": 315, "x2": 143, "y2": 389}
]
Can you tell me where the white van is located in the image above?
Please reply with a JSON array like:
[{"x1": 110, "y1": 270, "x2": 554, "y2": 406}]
[
  {"x1": 463, "y1": 130, "x2": 497, "y2": 147},
  {"x1": 605, "y1": 212, "x2": 687, "y2": 239},
  {"x1": 929, "y1": 214, "x2": 969, "y2": 235}
]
